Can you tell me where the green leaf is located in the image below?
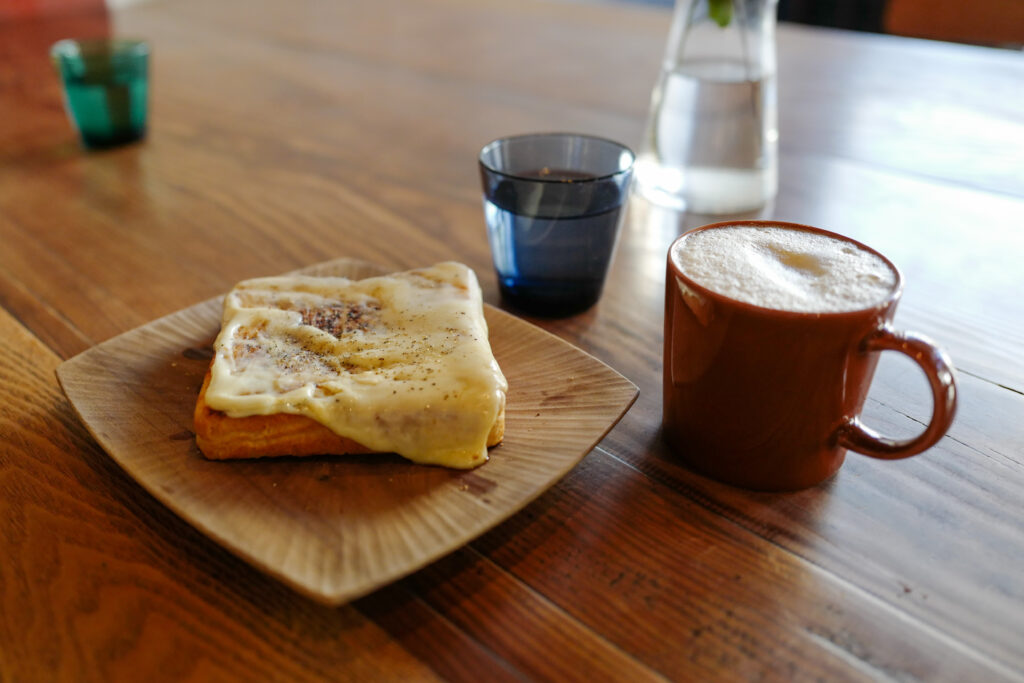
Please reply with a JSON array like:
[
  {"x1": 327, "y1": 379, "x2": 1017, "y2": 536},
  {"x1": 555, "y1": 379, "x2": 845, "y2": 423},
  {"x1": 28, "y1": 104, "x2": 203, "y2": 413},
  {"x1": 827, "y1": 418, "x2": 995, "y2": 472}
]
[{"x1": 708, "y1": 0, "x2": 732, "y2": 28}]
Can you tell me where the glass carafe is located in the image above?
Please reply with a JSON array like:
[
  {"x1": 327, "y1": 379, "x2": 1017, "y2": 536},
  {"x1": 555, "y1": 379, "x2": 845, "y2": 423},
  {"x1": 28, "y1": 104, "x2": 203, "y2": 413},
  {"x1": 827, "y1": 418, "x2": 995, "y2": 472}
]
[{"x1": 636, "y1": 0, "x2": 778, "y2": 214}]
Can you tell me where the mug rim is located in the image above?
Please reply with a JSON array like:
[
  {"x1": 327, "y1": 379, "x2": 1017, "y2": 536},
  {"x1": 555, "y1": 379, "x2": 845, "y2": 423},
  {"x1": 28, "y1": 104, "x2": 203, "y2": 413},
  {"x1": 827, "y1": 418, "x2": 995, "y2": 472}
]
[
  {"x1": 667, "y1": 220, "x2": 905, "y2": 319},
  {"x1": 478, "y1": 132, "x2": 635, "y2": 184}
]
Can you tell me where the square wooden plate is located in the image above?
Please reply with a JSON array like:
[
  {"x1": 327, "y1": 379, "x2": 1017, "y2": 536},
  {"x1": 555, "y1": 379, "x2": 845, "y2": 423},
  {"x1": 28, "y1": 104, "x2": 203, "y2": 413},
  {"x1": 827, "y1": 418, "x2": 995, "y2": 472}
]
[{"x1": 56, "y1": 258, "x2": 638, "y2": 605}]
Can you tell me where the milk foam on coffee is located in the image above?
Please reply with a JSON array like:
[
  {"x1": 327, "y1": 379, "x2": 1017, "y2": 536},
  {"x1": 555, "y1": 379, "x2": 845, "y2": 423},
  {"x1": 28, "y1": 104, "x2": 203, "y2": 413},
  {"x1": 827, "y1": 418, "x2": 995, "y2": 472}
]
[{"x1": 672, "y1": 225, "x2": 898, "y2": 313}]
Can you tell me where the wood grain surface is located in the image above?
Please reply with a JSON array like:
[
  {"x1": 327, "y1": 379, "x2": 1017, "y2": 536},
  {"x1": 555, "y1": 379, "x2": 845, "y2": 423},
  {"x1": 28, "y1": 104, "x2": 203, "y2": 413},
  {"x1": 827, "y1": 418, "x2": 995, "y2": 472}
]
[{"x1": 2, "y1": 0, "x2": 1023, "y2": 680}]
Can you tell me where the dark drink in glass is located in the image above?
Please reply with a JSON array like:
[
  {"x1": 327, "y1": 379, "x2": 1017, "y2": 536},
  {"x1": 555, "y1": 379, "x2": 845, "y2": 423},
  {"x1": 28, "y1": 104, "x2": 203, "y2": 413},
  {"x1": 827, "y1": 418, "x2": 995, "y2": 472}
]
[{"x1": 479, "y1": 134, "x2": 635, "y2": 317}]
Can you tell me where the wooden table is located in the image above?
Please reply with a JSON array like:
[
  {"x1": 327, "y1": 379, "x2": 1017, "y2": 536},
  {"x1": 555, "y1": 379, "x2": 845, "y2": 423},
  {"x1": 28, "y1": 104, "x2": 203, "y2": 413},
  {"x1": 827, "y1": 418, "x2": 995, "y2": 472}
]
[{"x1": 3, "y1": 0, "x2": 1023, "y2": 679}]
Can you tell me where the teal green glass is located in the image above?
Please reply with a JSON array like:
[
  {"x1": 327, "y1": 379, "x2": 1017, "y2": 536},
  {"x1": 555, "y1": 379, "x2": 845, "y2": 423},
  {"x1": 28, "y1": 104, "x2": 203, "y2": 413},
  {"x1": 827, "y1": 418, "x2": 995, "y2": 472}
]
[{"x1": 51, "y1": 39, "x2": 149, "y2": 149}]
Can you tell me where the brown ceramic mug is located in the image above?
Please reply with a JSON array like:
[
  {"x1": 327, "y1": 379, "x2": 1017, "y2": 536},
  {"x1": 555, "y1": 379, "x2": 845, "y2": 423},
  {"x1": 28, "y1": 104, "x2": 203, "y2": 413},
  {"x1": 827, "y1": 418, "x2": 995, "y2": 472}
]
[{"x1": 663, "y1": 220, "x2": 958, "y2": 491}]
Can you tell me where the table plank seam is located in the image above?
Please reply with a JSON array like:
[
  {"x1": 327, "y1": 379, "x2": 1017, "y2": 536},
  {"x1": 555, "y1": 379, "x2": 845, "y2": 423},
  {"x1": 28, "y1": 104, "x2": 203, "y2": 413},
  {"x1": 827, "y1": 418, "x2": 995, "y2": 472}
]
[
  {"x1": 958, "y1": 368, "x2": 1024, "y2": 399},
  {"x1": 590, "y1": 445, "x2": 1024, "y2": 681},
  {"x1": 0, "y1": 267, "x2": 95, "y2": 360},
  {"x1": 457, "y1": 541, "x2": 673, "y2": 683},
  {"x1": 355, "y1": 584, "x2": 529, "y2": 683},
  {"x1": 784, "y1": 131, "x2": 1024, "y2": 203},
  {"x1": 868, "y1": 395, "x2": 1021, "y2": 471}
]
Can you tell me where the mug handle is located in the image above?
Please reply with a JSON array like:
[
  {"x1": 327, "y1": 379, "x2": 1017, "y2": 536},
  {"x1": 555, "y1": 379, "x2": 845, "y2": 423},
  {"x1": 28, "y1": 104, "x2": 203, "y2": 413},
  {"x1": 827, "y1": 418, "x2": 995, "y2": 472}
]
[{"x1": 837, "y1": 325, "x2": 958, "y2": 459}]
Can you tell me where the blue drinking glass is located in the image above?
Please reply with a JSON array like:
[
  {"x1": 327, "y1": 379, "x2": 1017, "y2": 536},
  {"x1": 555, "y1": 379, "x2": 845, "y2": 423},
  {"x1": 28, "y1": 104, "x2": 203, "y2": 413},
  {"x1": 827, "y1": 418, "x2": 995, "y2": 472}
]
[{"x1": 479, "y1": 133, "x2": 635, "y2": 317}]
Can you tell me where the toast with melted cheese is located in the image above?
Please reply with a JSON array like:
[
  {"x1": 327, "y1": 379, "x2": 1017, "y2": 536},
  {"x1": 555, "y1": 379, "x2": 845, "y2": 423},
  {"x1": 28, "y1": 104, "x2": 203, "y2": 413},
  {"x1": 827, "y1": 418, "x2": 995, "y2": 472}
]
[{"x1": 194, "y1": 262, "x2": 507, "y2": 468}]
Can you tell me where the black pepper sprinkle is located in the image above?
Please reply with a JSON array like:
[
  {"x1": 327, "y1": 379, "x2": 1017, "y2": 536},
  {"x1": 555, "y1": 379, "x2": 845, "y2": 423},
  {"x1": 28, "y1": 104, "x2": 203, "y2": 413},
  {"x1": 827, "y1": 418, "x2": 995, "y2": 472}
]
[{"x1": 300, "y1": 302, "x2": 380, "y2": 338}]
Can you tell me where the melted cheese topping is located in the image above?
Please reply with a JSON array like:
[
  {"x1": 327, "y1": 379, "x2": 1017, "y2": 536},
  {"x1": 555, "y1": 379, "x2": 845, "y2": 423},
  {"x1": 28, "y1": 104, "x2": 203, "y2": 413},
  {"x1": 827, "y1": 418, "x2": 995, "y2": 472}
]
[{"x1": 204, "y1": 262, "x2": 508, "y2": 468}]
